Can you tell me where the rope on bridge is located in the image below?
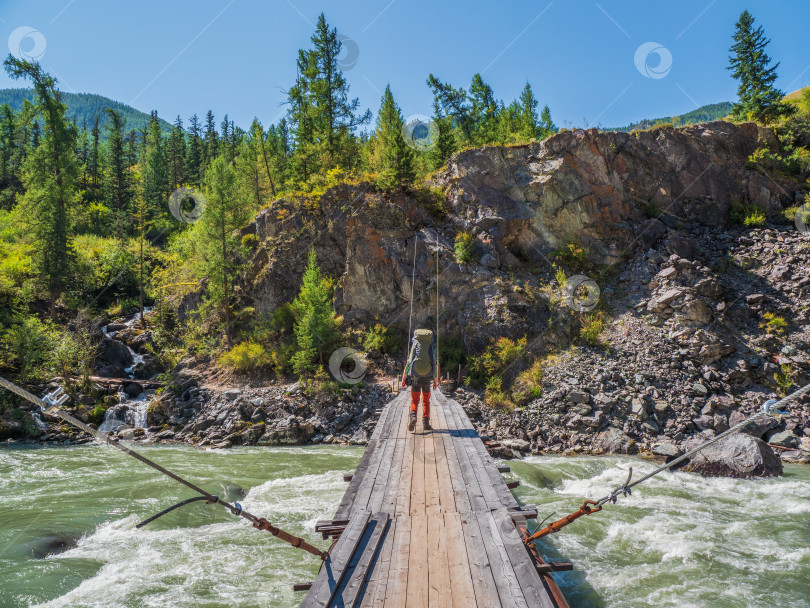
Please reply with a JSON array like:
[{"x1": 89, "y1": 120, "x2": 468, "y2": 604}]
[
  {"x1": 0, "y1": 375, "x2": 328, "y2": 560},
  {"x1": 525, "y1": 381, "x2": 810, "y2": 544}
]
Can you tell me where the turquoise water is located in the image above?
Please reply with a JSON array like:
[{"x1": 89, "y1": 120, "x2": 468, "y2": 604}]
[{"x1": 1, "y1": 444, "x2": 808, "y2": 607}]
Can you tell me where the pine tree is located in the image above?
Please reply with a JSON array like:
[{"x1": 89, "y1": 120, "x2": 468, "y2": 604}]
[
  {"x1": 89, "y1": 115, "x2": 101, "y2": 195},
  {"x1": 427, "y1": 74, "x2": 473, "y2": 141},
  {"x1": 539, "y1": 105, "x2": 557, "y2": 138},
  {"x1": 199, "y1": 155, "x2": 250, "y2": 347},
  {"x1": 0, "y1": 103, "x2": 18, "y2": 208},
  {"x1": 131, "y1": 167, "x2": 150, "y2": 327},
  {"x1": 168, "y1": 115, "x2": 186, "y2": 190},
  {"x1": 103, "y1": 108, "x2": 130, "y2": 227},
  {"x1": 469, "y1": 74, "x2": 500, "y2": 145},
  {"x1": 727, "y1": 10, "x2": 792, "y2": 123},
  {"x1": 185, "y1": 113, "x2": 204, "y2": 186},
  {"x1": 77, "y1": 118, "x2": 89, "y2": 192},
  {"x1": 3, "y1": 56, "x2": 79, "y2": 306},
  {"x1": 517, "y1": 83, "x2": 539, "y2": 140},
  {"x1": 291, "y1": 247, "x2": 339, "y2": 374},
  {"x1": 288, "y1": 62, "x2": 318, "y2": 183},
  {"x1": 204, "y1": 110, "x2": 218, "y2": 168},
  {"x1": 142, "y1": 112, "x2": 168, "y2": 228},
  {"x1": 288, "y1": 13, "x2": 371, "y2": 177},
  {"x1": 239, "y1": 119, "x2": 264, "y2": 208},
  {"x1": 428, "y1": 101, "x2": 456, "y2": 169},
  {"x1": 373, "y1": 85, "x2": 414, "y2": 189}
]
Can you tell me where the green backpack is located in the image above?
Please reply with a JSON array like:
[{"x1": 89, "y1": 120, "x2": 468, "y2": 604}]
[{"x1": 411, "y1": 329, "x2": 434, "y2": 377}]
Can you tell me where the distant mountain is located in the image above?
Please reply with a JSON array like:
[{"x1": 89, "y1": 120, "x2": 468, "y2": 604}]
[
  {"x1": 606, "y1": 101, "x2": 733, "y2": 132},
  {"x1": 0, "y1": 88, "x2": 173, "y2": 137}
]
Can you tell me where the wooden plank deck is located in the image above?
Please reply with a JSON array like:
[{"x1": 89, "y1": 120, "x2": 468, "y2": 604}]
[{"x1": 302, "y1": 388, "x2": 569, "y2": 608}]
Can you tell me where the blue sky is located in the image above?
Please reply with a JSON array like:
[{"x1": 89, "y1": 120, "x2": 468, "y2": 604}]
[{"x1": 0, "y1": 0, "x2": 808, "y2": 130}]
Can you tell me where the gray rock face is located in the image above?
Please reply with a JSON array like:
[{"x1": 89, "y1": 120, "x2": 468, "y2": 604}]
[
  {"x1": 682, "y1": 434, "x2": 782, "y2": 478},
  {"x1": 501, "y1": 438, "x2": 531, "y2": 452},
  {"x1": 593, "y1": 427, "x2": 637, "y2": 455},
  {"x1": 99, "y1": 338, "x2": 133, "y2": 369},
  {"x1": 767, "y1": 430, "x2": 799, "y2": 448}
]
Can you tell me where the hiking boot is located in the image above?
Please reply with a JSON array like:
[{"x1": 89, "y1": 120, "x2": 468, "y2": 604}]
[
  {"x1": 422, "y1": 417, "x2": 432, "y2": 431},
  {"x1": 408, "y1": 413, "x2": 416, "y2": 432}
]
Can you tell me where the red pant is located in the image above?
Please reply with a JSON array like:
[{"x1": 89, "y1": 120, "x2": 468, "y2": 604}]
[{"x1": 410, "y1": 389, "x2": 431, "y2": 418}]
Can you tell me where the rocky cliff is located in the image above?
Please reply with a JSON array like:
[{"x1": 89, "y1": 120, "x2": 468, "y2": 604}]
[{"x1": 237, "y1": 121, "x2": 801, "y2": 352}]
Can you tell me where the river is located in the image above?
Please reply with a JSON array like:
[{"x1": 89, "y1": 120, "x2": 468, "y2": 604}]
[{"x1": 0, "y1": 444, "x2": 807, "y2": 607}]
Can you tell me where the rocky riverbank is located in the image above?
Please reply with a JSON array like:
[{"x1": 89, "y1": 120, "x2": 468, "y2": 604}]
[{"x1": 3, "y1": 121, "x2": 809, "y2": 477}]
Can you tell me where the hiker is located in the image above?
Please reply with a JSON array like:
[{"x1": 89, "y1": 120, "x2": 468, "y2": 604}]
[{"x1": 404, "y1": 328, "x2": 438, "y2": 431}]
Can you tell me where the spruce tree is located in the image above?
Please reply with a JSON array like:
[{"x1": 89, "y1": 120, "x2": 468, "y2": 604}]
[
  {"x1": 291, "y1": 247, "x2": 339, "y2": 374},
  {"x1": 517, "y1": 83, "x2": 539, "y2": 140},
  {"x1": 539, "y1": 105, "x2": 557, "y2": 138},
  {"x1": 89, "y1": 115, "x2": 100, "y2": 195},
  {"x1": 728, "y1": 10, "x2": 791, "y2": 123},
  {"x1": 239, "y1": 119, "x2": 264, "y2": 207},
  {"x1": 428, "y1": 101, "x2": 456, "y2": 169},
  {"x1": 373, "y1": 85, "x2": 414, "y2": 189},
  {"x1": 288, "y1": 13, "x2": 371, "y2": 177},
  {"x1": 469, "y1": 74, "x2": 500, "y2": 145},
  {"x1": 168, "y1": 115, "x2": 186, "y2": 190},
  {"x1": 142, "y1": 112, "x2": 168, "y2": 228},
  {"x1": 103, "y1": 108, "x2": 130, "y2": 227},
  {"x1": 199, "y1": 155, "x2": 250, "y2": 347},
  {"x1": 0, "y1": 104, "x2": 17, "y2": 208},
  {"x1": 185, "y1": 113, "x2": 204, "y2": 186},
  {"x1": 3, "y1": 55, "x2": 79, "y2": 306},
  {"x1": 427, "y1": 74, "x2": 473, "y2": 141}
]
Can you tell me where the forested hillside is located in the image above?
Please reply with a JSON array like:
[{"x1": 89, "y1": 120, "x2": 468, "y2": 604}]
[
  {"x1": 0, "y1": 12, "x2": 558, "y2": 392},
  {"x1": 0, "y1": 88, "x2": 173, "y2": 138},
  {"x1": 607, "y1": 101, "x2": 733, "y2": 131}
]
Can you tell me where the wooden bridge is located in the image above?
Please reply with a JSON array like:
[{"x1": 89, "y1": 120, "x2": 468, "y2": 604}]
[{"x1": 299, "y1": 388, "x2": 571, "y2": 607}]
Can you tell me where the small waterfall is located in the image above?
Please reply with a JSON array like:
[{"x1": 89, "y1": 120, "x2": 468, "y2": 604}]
[
  {"x1": 128, "y1": 393, "x2": 150, "y2": 428},
  {"x1": 103, "y1": 307, "x2": 153, "y2": 379},
  {"x1": 98, "y1": 389, "x2": 153, "y2": 433},
  {"x1": 31, "y1": 411, "x2": 49, "y2": 431}
]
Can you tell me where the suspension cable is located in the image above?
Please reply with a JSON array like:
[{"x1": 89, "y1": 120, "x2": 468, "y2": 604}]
[
  {"x1": 436, "y1": 231, "x2": 440, "y2": 379},
  {"x1": 525, "y1": 380, "x2": 810, "y2": 543},
  {"x1": 406, "y1": 233, "x2": 418, "y2": 362},
  {"x1": 0, "y1": 375, "x2": 327, "y2": 560}
]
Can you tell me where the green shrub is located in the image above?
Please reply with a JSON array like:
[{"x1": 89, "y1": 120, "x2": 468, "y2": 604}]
[
  {"x1": 466, "y1": 336, "x2": 526, "y2": 389},
  {"x1": 744, "y1": 208, "x2": 767, "y2": 227},
  {"x1": 269, "y1": 340, "x2": 296, "y2": 375},
  {"x1": 731, "y1": 201, "x2": 767, "y2": 227},
  {"x1": 579, "y1": 312, "x2": 605, "y2": 346},
  {"x1": 218, "y1": 341, "x2": 270, "y2": 372},
  {"x1": 484, "y1": 376, "x2": 514, "y2": 411},
  {"x1": 454, "y1": 231, "x2": 475, "y2": 263},
  {"x1": 0, "y1": 314, "x2": 57, "y2": 381},
  {"x1": 554, "y1": 264, "x2": 567, "y2": 287},
  {"x1": 300, "y1": 368, "x2": 340, "y2": 398},
  {"x1": 774, "y1": 363, "x2": 794, "y2": 395},
  {"x1": 760, "y1": 312, "x2": 787, "y2": 336},
  {"x1": 438, "y1": 335, "x2": 466, "y2": 373},
  {"x1": 512, "y1": 359, "x2": 544, "y2": 405},
  {"x1": 553, "y1": 243, "x2": 587, "y2": 270},
  {"x1": 363, "y1": 323, "x2": 402, "y2": 355}
]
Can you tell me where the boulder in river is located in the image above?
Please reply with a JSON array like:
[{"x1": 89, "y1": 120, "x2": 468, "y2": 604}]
[
  {"x1": 681, "y1": 434, "x2": 782, "y2": 478},
  {"x1": 592, "y1": 427, "x2": 638, "y2": 455}
]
